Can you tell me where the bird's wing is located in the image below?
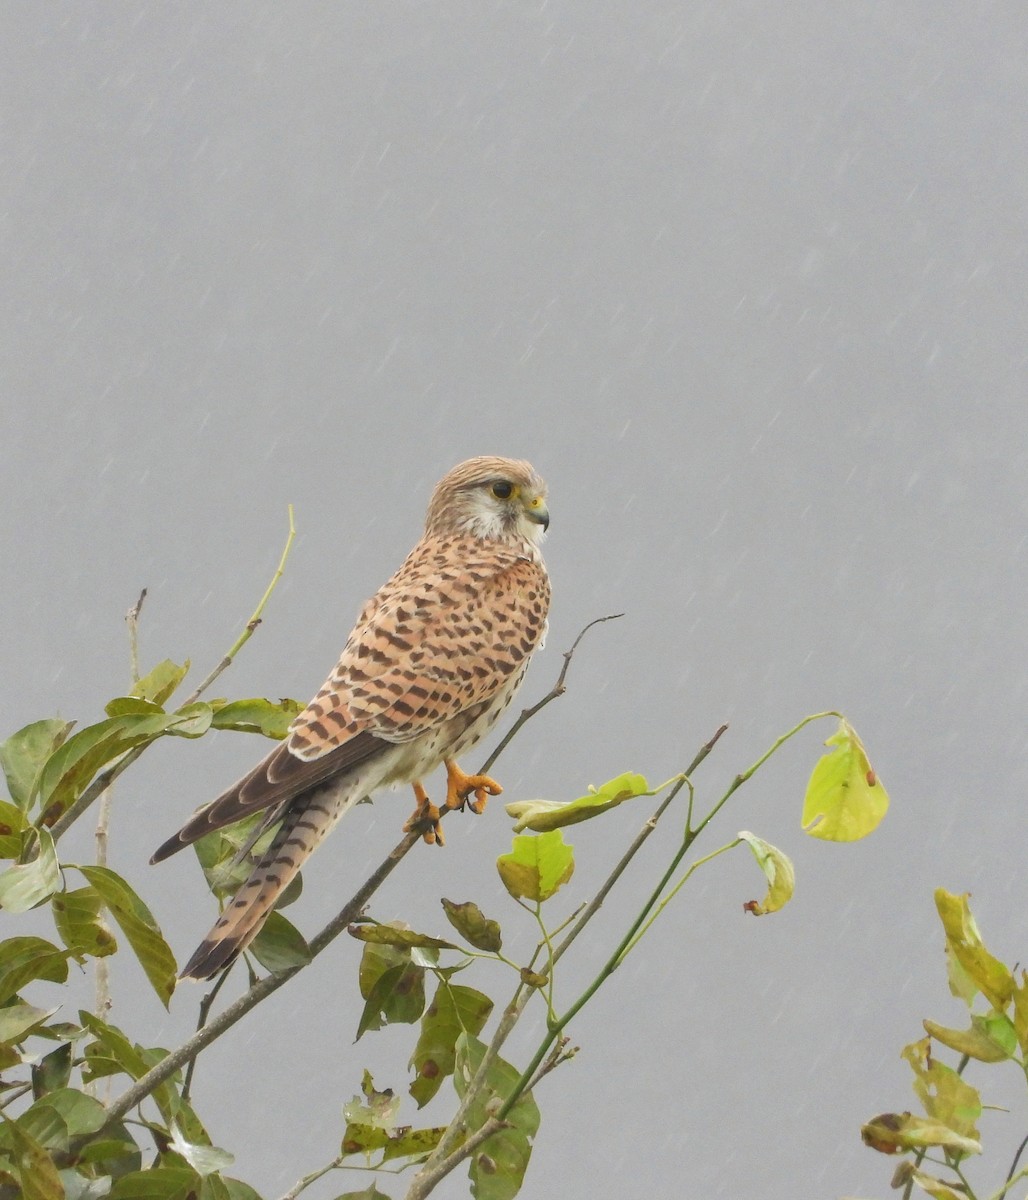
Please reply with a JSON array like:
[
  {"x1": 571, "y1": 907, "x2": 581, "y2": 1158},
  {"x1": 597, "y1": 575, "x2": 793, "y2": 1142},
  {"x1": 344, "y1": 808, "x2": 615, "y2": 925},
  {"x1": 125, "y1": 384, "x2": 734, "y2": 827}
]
[
  {"x1": 288, "y1": 539, "x2": 551, "y2": 758},
  {"x1": 152, "y1": 537, "x2": 549, "y2": 862},
  {"x1": 149, "y1": 730, "x2": 382, "y2": 862}
]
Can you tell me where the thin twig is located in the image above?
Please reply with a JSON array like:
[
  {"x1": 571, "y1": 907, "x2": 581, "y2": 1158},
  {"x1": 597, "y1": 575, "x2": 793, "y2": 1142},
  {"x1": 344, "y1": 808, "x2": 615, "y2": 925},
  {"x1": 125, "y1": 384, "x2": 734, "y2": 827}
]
[
  {"x1": 49, "y1": 510, "x2": 297, "y2": 845},
  {"x1": 181, "y1": 969, "x2": 231, "y2": 1102},
  {"x1": 478, "y1": 613, "x2": 623, "y2": 775},
  {"x1": 126, "y1": 588, "x2": 147, "y2": 686},
  {"x1": 403, "y1": 1117, "x2": 509, "y2": 1200},
  {"x1": 1006, "y1": 1132, "x2": 1028, "y2": 1193},
  {"x1": 277, "y1": 1151, "x2": 347, "y2": 1200},
  {"x1": 181, "y1": 506, "x2": 296, "y2": 706},
  {"x1": 414, "y1": 724, "x2": 728, "y2": 1187}
]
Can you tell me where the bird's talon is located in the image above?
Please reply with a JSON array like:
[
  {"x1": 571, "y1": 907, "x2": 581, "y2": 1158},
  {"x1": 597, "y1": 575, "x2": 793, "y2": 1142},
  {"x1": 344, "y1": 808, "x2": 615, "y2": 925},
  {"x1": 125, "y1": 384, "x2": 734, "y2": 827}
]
[
  {"x1": 444, "y1": 760, "x2": 502, "y2": 814},
  {"x1": 404, "y1": 785, "x2": 445, "y2": 846}
]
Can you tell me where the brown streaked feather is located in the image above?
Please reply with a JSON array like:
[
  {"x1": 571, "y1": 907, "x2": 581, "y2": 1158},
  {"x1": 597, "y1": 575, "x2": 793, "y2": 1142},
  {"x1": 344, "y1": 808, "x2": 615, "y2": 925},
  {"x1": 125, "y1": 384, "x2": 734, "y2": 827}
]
[
  {"x1": 149, "y1": 730, "x2": 385, "y2": 863},
  {"x1": 288, "y1": 546, "x2": 550, "y2": 759},
  {"x1": 177, "y1": 780, "x2": 356, "y2": 979}
]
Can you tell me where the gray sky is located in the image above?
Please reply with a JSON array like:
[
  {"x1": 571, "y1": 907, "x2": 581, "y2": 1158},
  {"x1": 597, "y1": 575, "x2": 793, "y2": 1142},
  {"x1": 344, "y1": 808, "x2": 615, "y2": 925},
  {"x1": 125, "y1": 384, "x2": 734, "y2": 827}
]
[{"x1": 3, "y1": 4, "x2": 1027, "y2": 1198}]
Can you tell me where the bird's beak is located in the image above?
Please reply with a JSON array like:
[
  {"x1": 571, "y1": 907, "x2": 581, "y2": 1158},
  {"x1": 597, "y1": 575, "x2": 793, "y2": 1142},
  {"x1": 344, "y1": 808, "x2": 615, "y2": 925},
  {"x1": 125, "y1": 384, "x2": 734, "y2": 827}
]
[{"x1": 524, "y1": 495, "x2": 550, "y2": 530}]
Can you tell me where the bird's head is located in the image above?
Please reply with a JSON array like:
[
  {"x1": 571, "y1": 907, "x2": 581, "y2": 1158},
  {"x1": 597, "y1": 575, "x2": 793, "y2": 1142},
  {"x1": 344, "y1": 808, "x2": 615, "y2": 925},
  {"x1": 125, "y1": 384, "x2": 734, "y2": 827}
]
[{"x1": 425, "y1": 456, "x2": 549, "y2": 545}]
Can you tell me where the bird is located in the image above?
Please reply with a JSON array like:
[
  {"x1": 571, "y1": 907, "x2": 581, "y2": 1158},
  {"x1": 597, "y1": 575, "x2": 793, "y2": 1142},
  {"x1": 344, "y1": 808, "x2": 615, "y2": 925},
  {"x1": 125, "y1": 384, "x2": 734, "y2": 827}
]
[{"x1": 151, "y1": 456, "x2": 551, "y2": 981}]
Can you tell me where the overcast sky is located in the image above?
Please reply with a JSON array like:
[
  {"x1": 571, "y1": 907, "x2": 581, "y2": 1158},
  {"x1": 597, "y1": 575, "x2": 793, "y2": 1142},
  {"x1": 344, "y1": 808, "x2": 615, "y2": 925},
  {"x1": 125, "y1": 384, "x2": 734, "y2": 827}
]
[{"x1": 3, "y1": 5, "x2": 1027, "y2": 1198}]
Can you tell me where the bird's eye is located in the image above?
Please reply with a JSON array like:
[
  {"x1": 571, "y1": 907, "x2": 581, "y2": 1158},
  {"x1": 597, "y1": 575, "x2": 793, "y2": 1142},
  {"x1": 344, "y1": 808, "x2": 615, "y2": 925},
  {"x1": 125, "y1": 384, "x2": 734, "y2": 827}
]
[{"x1": 491, "y1": 481, "x2": 514, "y2": 500}]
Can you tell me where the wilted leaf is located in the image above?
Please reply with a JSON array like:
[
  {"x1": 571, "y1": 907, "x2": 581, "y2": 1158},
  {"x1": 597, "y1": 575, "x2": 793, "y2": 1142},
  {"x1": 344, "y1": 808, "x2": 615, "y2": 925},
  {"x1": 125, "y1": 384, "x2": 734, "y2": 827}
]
[
  {"x1": 410, "y1": 982, "x2": 494, "y2": 1107},
  {"x1": 738, "y1": 831, "x2": 795, "y2": 916},
  {"x1": 348, "y1": 924, "x2": 459, "y2": 952},
  {"x1": 0, "y1": 830, "x2": 61, "y2": 912},
  {"x1": 164, "y1": 703, "x2": 214, "y2": 739},
  {"x1": 0, "y1": 719, "x2": 73, "y2": 812},
  {"x1": 0, "y1": 800, "x2": 29, "y2": 859},
  {"x1": 902, "y1": 1036, "x2": 981, "y2": 1147},
  {"x1": 440, "y1": 898, "x2": 502, "y2": 952},
  {"x1": 802, "y1": 718, "x2": 888, "y2": 841},
  {"x1": 0, "y1": 937, "x2": 68, "y2": 1004},
  {"x1": 210, "y1": 698, "x2": 303, "y2": 739},
  {"x1": 861, "y1": 1111, "x2": 981, "y2": 1157},
  {"x1": 169, "y1": 1126, "x2": 234, "y2": 1176},
  {"x1": 505, "y1": 772, "x2": 650, "y2": 832},
  {"x1": 248, "y1": 911, "x2": 311, "y2": 974},
  {"x1": 52, "y1": 886, "x2": 117, "y2": 960},
  {"x1": 131, "y1": 659, "x2": 191, "y2": 707},
  {"x1": 934, "y1": 890, "x2": 1012, "y2": 1010},
  {"x1": 923, "y1": 1012, "x2": 1015, "y2": 1063},
  {"x1": 496, "y1": 830, "x2": 574, "y2": 903},
  {"x1": 890, "y1": 1161, "x2": 965, "y2": 1200},
  {"x1": 77, "y1": 866, "x2": 177, "y2": 1007},
  {"x1": 454, "y1": 1034, "x2": 540, "y2": 1200}
]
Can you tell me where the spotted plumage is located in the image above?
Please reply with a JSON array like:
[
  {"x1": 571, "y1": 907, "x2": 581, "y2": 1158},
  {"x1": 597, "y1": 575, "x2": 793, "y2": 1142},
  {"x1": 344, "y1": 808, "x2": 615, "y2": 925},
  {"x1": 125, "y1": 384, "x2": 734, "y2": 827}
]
[{"x1": 152, "y1": 456, "x2": 551, "y2": 980}]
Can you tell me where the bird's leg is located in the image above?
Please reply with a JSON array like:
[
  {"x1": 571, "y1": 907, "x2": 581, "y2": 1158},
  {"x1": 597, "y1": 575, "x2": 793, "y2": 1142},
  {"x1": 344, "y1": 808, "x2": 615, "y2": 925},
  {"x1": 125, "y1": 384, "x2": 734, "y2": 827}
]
[
  {"x1": 444, "y1": 759, "x2": 503, "y2": 815},
  {"x1": 403, "y1": 781, "x2": 445, "y2": 846}
]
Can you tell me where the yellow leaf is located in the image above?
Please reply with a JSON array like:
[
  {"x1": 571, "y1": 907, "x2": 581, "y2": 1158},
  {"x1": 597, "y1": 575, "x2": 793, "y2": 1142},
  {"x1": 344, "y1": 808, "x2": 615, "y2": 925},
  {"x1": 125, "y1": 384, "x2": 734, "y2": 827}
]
[
  {"x1": 802, "y1": 718, "x2": 888, "y2": 841},
  {"x1": 738, "y1": 831, "x2": 795, "y2": 915}
]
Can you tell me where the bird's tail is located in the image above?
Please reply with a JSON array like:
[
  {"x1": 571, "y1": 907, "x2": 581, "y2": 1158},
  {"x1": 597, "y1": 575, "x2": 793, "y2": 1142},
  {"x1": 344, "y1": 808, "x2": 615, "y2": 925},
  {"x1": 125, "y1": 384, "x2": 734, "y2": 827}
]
[{"x1": 178, "y1": 781, "x2": 360, "y2": 981}]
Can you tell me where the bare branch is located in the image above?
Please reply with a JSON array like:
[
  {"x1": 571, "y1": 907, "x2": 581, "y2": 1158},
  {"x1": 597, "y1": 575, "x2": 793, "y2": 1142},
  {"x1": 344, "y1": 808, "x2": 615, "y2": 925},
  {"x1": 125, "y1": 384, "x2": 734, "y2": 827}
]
[{"x1": 478, "y1": 613, "x2": 623, "y2": 775}]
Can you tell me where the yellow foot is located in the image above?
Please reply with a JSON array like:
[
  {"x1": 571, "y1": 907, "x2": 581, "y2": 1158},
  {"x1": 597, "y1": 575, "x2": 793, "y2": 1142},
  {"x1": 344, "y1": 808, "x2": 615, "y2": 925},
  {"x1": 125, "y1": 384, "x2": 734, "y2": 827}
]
[
  {"x1": 444, "y1": 759, "x2": 503, "y2": 815},
  {"x1": 403, "y1": 781, "x2": 445, "y2": 846}
]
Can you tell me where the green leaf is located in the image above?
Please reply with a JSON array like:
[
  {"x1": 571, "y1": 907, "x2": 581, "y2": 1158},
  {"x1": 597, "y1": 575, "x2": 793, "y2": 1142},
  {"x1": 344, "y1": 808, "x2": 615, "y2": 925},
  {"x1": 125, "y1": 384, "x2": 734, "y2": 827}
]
[
  {"x1": 411, "y1": 982, "x2": 494, "y2": 1107},
  {"x1": 505, "y1": 772, "x2": 651, "y2": 832},
  {"x1": 0, "y1": 830, "x2": 61, "y2": 912},
  {"x1": 210, "y1": 698, "x2": 304, "y2": 739},
  {"x1": 1, "y1": 1113, "x2": 63, "y2": 1200},
  {"x1": 440, "y1": 898, "x2": 502, "y2": 952},
  {"x1": 105, "y1": 697, "x2": 165, "y2": 718},
  {"x1": 0, "y1": 799, "x2": 29, "y2": 859},
  {"x1": 79, "y1": 1012, "x2": 182, "y2": 1131},
  {"x1": 52, "y1": 886, "x2": 118, "y2": 960},
  {"x1": 861, "y1": 1111, "x2": 981, "y2": 1157},
  {"x1": 36, "y1": 714, "x2": 176, "y2": 824},
  {"x1": 0, "y1": 1002, "x2": 58, "y2": 1046},
  {"x1": 77, "y1": 865, "x2": 177, "y2": 1007},
  {"x1": 0, "y1": 936, "x2": 69, "y2": 1003},
  {"x1": 453, "y1": 1034, "x2": 540, "y2": 1200},
  {"x1": 0, "y1": 719, "x2": 73, "y2": 811},
  {"x1": 16, "y1": 1088, "x2": 107, "y2": 1151},
  {"x1": 496, "y1": 830, "x2": 574, "y2": 903},
  {"x1": 348, "y1": 923, "x2": 460, "y2": 951},
  {"x1": 248, "y1": 911, "x2": 311, "y2": 974},
  {"x1": 131, "y1": 659, "x2": 191, "y2": 706},
  {"x1": 802, "y1": 718, "x2": 889, "y2": 841},
  {"x1": 356, "y1": 938, "x2": 426, "y2": 1039},
  {"x1": 32, "y1": 1042, "x2": 73, "y2": 1098},
  {"x1": 738, "y1": 832, "x2": 795, "y2": 916},
  {"x1": 109, "y1": 1167, "x2": 202, "y2": 1199},
  {"x1": 221, "y1": 1180, "x2": 265, "y2": 1200},
  {"x1": 934, "y1": 890, "x2": 1012, "y2": 1010},
  {"x1": 330, "y1": 1190, "x2": 392, "y2": 1200},
  {"x1": 165, "y1": 703, "x2": 214, "y2": 739}
]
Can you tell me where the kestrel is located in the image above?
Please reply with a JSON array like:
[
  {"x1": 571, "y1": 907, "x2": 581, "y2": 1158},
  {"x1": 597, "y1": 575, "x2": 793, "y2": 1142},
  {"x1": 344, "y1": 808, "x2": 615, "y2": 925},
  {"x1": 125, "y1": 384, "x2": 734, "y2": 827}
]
[{"x1": 152, "y1": 456, "x2": 551, "y2": 981}]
